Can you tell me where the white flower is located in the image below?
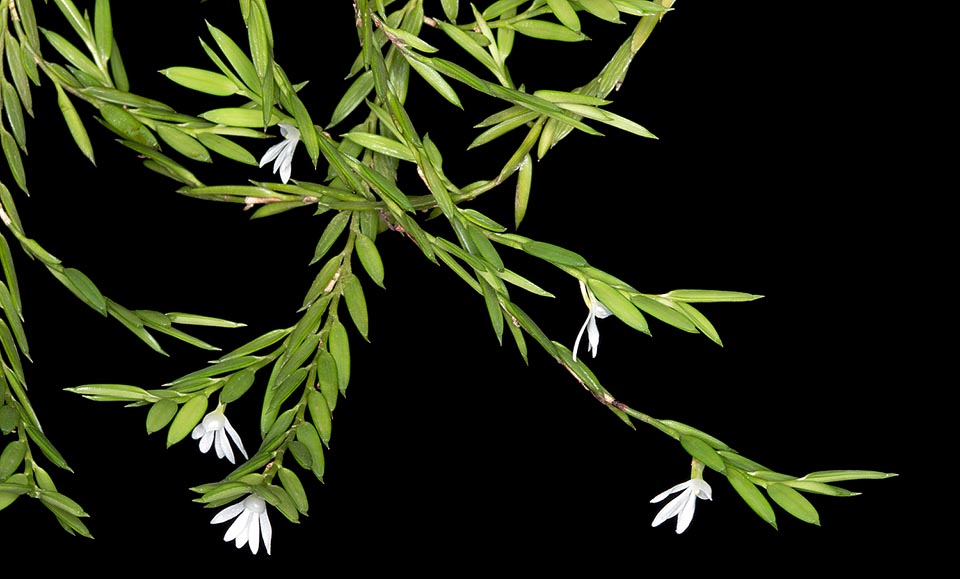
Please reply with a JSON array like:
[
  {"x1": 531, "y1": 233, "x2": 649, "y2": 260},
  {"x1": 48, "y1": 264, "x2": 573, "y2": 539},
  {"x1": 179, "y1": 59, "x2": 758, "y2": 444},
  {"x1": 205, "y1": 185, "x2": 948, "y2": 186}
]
[
  {"x1": 650, "y1": 477, "x2": 712, "y2": 534},
  {"x1": 572, "y1": 280, "x2": 612, "y2": 362},
  {"x1": 259, "y1": 122, "x2": 300, "y2": 184},
  {"x1": 191, "y1": 405, "x2": 247, "y2": 464},
  {"x1": 211, "y1": 494, "x2": 273, "y2": 555}
]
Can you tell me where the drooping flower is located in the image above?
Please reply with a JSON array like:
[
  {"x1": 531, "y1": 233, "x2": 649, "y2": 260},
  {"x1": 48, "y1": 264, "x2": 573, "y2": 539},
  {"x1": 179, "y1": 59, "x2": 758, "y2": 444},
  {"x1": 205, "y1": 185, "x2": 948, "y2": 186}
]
[
  {"x1": 650, "y1": 476, "x2": 713, "y2": 534},
  {"x1": 211, "y1": 493, "x2": 273, "y2": 555},
  {"x1": 259, "y1": 122, "x2": 300, "y2": 184},
  {"x1": 572, "y1": 280, "x2": 612, "y2": 362},
  {"x1": 191, "y1": 405, "x2": 247, "y2": 464}
]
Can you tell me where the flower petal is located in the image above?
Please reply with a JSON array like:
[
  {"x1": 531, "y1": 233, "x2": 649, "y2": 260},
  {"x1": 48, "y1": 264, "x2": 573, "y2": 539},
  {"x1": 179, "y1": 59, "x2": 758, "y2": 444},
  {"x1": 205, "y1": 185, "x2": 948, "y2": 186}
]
[
  {"x1": 572, "y1": 311, "x2": 592, "y2": 362},
  {"x1": 586, "y1": 315, "x2": 601, "y2": 356},
  {"x1": 259, "y1": 141, "x2": 287, "y2": 168},
  {"x1": 224, "y1": 418, "x2": 248, "y2": 460},
  {"x1": 650, "y1": 480, "x2": 693, "y2": 503},
  {"x1": 217, "y1": 429, "x2": 236, "y2": 464},
  {"x1": 191, "y1": 424, "x2": 206, "y2": 440},
  {"x1": 224, "y1": 510, "x2": 252, "y2": 543},
  {"x1": 247, "y1": 508, "x2": 261, "y2": 554},
  {"x1": 260, "y1": 510, "x2": 272, "y2": 555},
  {"x1": 651, "y1": 490, "x2": 690, "y2": 528},
  {"x1": 211, "y1": 502, "x2": 245, "y2": 525},
  {"x1": 198, "y1": 431, "x2": 215, "y2": 454},
  {"x1": 675, "y1": 492, "x2": 698, "y2": 533}
]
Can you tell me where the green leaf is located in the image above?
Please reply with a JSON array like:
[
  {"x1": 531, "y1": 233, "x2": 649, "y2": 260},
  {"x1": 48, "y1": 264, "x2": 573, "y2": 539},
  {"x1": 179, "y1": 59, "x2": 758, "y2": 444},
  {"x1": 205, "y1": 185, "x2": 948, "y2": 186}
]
[
  {"x1": 800, "y1": 469, "x2": 897, "y2": 483},
  {"x1": 588, "y1": 278, "x2": 649, "y2": 335},
  {"x1": 1, "y1": 127, "x2": 27, "y2": 194},
  {"x1": 521, "y1": 241, "x2": 587, "y2": 266},
  {"x1": 509, "y1": 19, "x2": 588, "y2": 42},
  {"x1": 64, "y1": 383, "x2": 153, "y2": 402},
  {"x1": 310, "y1": 212, "x2": 349, "y2": 265},
  {"x1": 200, "y1": 107, "x2": 277, "y2": 128},
  {"x1": 679, "y1": 435, "x2": 725, "y2": 473},
  {"x1": 100, "y1": 103, "x2": 157, "y2": 148},
  {"x1": 5, "y1": 33, "x2": 33, "y2": 116},
  {"x1": 93, "y1": 0, "x2": 113, "y2": 62},
  {"x1": 278, "y1": 467, "x2": 309, "y2": 514},
  {"x1": 342, "y1": 274, "x2": 369, "y2": 340},
  {"x1": 55, "y1": 83, "x2": 95, "y2": 165},
  {"x1": 674, "y1": 302, "x2": 722, "y2": 346},
  {"x1": 38, "y1": 490, "x2": 88, "y2": 518},
  {"x1": 146, "y1": 399, "x2": 177, "y2": 434},
  {"x1": 767, "y1": 483, "x2": 820, "y2": 525},
  {"x1": 546, "y1": 0, "x2": 581, "y2": 31},
  {"x1": 404, "y1": 52, "x2": 462, "y2": 109},
  {"x1": 197, "y1": 133, "x2": 259, "y2": 166},
  {"x1": 630, "y1": 294, "x2": 697, "y2": 333},
  {"x1": 39, "y1": 27, "x2": 105, "y2": 84},
  {"x1": 2, "y1": 79, "x2": 27, "y2": 153},
  {"x1": 206, "y1": 21, "x2": 260, "y2": 93},
  {"x1": 328, "y1": 320, "x2": 351, "y2": 395},
  {"x1": 355, "y1": 233, "x2": 385, "y2": 288},
  {"x1": 64, "y1": 268, "x2": 107, "y2": 315},
  {"x1": 219, "y1": 369, "x2": 256, "y2": 404},
  {"x1": 308, "y1": 390, "x2": 332, "y2": 446},
  {"x1": 157, "y1": 125, "x2": 212, "y2": 163},
  {"x1": 329, "y1": 71, "x2": 374, "y2": 128},
  {"x1": 663, "y1": 289, "x2": 764, "y2": 303},
  {"x1": 160, "y1": 66, "x2": 238, "y2": 96},
  {"x1": 727, "y1": 469, "x2": 777, "y2": 529},
  {"x1": 23, "y1": 424, "x2": 71, "y2": 471},
  {"x1": 515, "y1": 153, "x2": 532, "y2": 228},
  {"x1": 0, "y1": 441, "x2": 26, "y2": 481},
  {"x1": 166, "y1": 395, "x2": 208, "y2": 447},
  {"x1": 165, "y1": 312, "x2": 245, "y2": 328},
  {"x1": 296, "y1": 421, "x2": 325, "y2": 482}
]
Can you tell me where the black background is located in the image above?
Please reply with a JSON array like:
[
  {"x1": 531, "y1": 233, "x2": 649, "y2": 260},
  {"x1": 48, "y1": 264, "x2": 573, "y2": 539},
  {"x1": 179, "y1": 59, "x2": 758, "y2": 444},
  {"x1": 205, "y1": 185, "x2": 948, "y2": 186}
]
[{"x1": 2, "y1": 0, "x2": 918, "y2": 572}]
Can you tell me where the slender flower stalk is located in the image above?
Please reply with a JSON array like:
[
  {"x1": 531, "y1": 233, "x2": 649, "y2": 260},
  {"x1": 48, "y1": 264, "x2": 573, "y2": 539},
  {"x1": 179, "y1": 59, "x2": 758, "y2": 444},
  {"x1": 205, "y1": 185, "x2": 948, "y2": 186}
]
[{"x1": 572, "y1": 280, "x2": 612, "y2": 362}]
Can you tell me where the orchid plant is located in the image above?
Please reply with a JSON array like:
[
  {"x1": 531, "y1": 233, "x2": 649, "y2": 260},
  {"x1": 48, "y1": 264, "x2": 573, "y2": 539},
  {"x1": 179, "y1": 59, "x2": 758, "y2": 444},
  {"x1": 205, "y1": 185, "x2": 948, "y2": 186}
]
[{"x1": 0, "y1": 0, "x2": 895, "y2": 555}]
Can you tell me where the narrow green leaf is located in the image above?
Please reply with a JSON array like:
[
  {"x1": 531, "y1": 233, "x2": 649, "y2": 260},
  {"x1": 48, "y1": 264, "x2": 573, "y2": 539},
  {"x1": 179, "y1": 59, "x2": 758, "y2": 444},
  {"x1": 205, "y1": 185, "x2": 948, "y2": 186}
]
[
  {"x1": 679, "y1": 435, "x2": 725, "y2": 473},
  {"x1": 64, "y1": 268, "x2": 106, "y2": 315},
  {"x1": 39, "y1": 490, "x2": 88, "y2": 518},
  {"x1": 296, "y1": 421, "x2": 325, "y2": 482},
  {"x1": 310, "y1": 212, "x2": 350, "y2": 265},
  {"x1": 157, "y1": 125, "x2": 212, "y2": 163},
  {"x1": 166, "y1": 395, "x2": 207, "y2": 447},
  {"x1": 278, "y1": 467, "x2": 309, "y2": 514},
  {"x1": 768, "y1": 483, "x2": 820, "y2": 525},
  {"x1": 479, "y1": 277, "x2": 504, "y2": 344},
  {"x1": 342, "y1": 274, "x2": 369, "y2": 340},
  {"x1": 106, "y1": 298, "x2": 167, "y2": 355},
  {"x1": 39, "y1": 28, "x2": 105, "y2": 84},
  {"x1": 663, "y1": 289, "x2": 764, "y2": 303},
  {"x1": 15, "y1": 1, "x2": 41, "y2": 52},
  {"x1": 23, "y1": 424, "x2": 71, "y2": 471},
  {"x1": 661, "y1": 420, "x2": 731, "y2": 451},
  {"x1": 674, "y1": 302, "x2": 722, "y2": 346},
  {"x1": 329, "y1": 320, "x2": 351, "y2": 394},
  {"x1": 0, "y1": 441, "x2": 26, "y2": 481},
  {"x1": 514, "y1": 153, "x2": 532, "y2": 228},
  {"x1": 521, "y1": 241, "x2": 587, "y2": 267},
  {"x1": 727, "y1": 469, "x2": 777, "y2": 529},
  {"x1": 1, "y1": 127, "x2": 27, "y2": 194},
  {"x1": 146, "y1": 399, "x2": 177, "y2": 434},
  {"x1": 93, "y1": 0, "x2": 113, "y2": 62},
  {"x1": 509, "y1": 19, "x2": 588, "y2": 42},
  {"x1": 404, "y1": 52, "x2": 462, "y2": 109},
  {"x1": 588, "y1": 278, "x2": 649, "y2": 335},
  {"x1": 329, "y1": 70, "x2": 374, "y2": 129},
  {"x1": 207, "y1": 21, "x2": 260, "y2": 93},
  {"x1": 4, "y1": 33, "x2": 32, "y2": 116},
  {"x1": 160, "y1": 66, "x2": 238, "y2": 96},
  {"x1": 197, "y1": 133, "x2": 259, "y2": 166},
  {"x1": 64, "y1": 383, "x2": 152, "y2": 402},
  {"x1": 100, "y1": 103, "x2": 157, "y2": 148},
  {"x1": 800, "y1": 470, "x2": 897, "y2": 483},
  {"x1": 219, "y1": 369, "x2": 256, "y2": 404},
  {"x1": 110, "y1": 36, "x2": 128, "y2": 91},
  {"x1": 0, "y1": 235, "x2": 21, "y2": 316},
  {"x1": 2, "y1": 79, "x2": 27, "y2": 152},
  {"x1": 355, "y1": 233, "x2": 385, "y2": 288},
  {"x1": 0, "y1": 282, "x2": 27, "y2": 357},
  {"x1": 343, "y1": 132, "x2": 414, "y2": 162},
  {"x1": 308, "y1": 390, "x2": 332, "y2": 446},
  {"x1": 55, "y1": 83, "x2": 95, "y2": 165},
  {"x1": 546, "y1": 0, "x2": 581, "y2": 31},
  {"x1": 200, "y1": 107, "x2": 276, "y2": 128},
  {"x1": 630, "y1": 294, "x2": 697, "y2": 333}
]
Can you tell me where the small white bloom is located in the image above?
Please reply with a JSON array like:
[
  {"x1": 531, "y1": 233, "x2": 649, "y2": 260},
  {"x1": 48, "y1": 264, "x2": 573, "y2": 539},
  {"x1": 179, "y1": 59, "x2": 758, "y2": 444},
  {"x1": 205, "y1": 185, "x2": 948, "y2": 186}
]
[
  {"x1": 191, "y1": 405, "x2": 247, "y2": 464},
  {"x1": 259, "y1": 122, "x2": 300, "y2": 184},
  {"x1": 572, "y1": 280, "x2": 612, "y2": 362},
  {"x1": 650, "y1": 477, "x2": 712, "y2": 534},
  {"x1": 211, "y1": 494, "x2": 273, "y2": 555}
]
